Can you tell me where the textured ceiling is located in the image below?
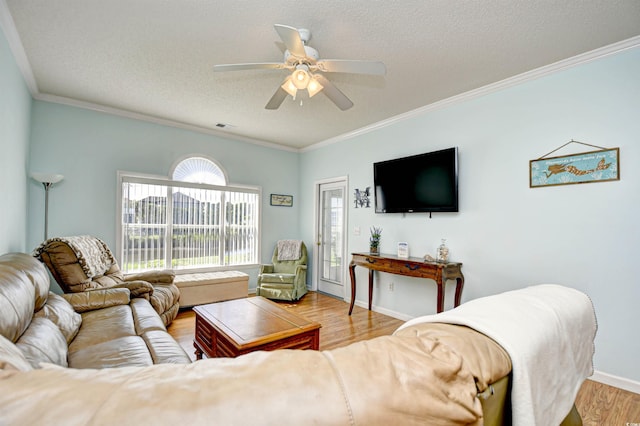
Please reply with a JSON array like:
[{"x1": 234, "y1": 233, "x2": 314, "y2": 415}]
[{"x1": 4, "y1": 0, "x2": 640, "y2": 150}]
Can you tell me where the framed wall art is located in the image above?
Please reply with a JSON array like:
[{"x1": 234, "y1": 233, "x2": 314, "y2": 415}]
[
  {"x1": 530, "y1": 141, "x2": 619, "y2": 188},
  {"x1": 270, "y1": 194, "x2": 293, "y2": 207}
]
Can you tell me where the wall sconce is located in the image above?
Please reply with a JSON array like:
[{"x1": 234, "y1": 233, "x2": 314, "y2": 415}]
[{"x1": 31, "y1": 172, "x2": 64, "y2": 240}]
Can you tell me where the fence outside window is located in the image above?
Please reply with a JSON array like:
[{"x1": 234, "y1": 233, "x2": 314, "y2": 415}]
[{"x1": 118, "y1": 173, "x2": 260, "y2": 273}]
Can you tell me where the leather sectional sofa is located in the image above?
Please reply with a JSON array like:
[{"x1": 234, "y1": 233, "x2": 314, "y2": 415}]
[
  {"x1": 0, "y1": 252, "x2": 190, "y2": 370},
  {"x1": 1, "y1": 251, "x2": 593, "y2": 425}
]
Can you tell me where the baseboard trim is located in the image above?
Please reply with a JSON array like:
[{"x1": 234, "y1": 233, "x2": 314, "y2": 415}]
[
  {"x1": 590, "y1": 371, "x2": 640, "y2": 395},
  {"x1": 353, "y1": 300, "x2": 413, "y2": 322}
]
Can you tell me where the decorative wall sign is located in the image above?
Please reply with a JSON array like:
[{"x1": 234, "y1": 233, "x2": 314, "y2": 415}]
[
  {"x1": 353, "y1": 187, "x2": 371, "y2": 208},
  {"x1": 270, "y1": 194, "x2": 293, "y2": 207},
  {"x1": 530, "y1": 141, "x2": 619, "y2": 188}
]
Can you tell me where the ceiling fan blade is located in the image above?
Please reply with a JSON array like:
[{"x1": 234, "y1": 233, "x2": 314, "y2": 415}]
[
  {"x1": 214, "y1": 63, "x2": 286, "y2": 72},
  {"x1": 315, "y1": 60, "x2": 386, "y2": 75},
  {"x1": 314, "y1": 74, "x2": 353, "y2": 111},
  {"x1": 274, "y1": 24, "x2": 306, "y2": 58},
  {"x1": 265, "y1": 86, "x2": 288, "y2": 110}
]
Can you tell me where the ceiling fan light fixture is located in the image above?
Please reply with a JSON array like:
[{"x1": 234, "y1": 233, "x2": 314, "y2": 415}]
[
  {"x1": 281, "y1": 77, "x2": 298, "y2": 98},
  {"x1": 307, "y1": 76, "x2": 323, "y2": 97},
  {"x1": 291, "y1": 65, "x2": 311, "y2": 89}
]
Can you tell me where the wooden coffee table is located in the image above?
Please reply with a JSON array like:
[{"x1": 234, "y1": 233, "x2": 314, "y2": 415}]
[{"x1": 192, "y1": 296, "x2": 321, "y2": 358}]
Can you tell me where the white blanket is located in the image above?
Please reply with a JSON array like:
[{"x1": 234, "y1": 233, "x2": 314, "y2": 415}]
[
  {"x1": 395, "y1": 284, "x2": 597, "y2": 426},
  {"x1": 277, "y1": 239, "x2": 302, "y2": 261}
]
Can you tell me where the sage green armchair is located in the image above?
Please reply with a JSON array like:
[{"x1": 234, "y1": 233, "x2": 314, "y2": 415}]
[{"x1": 256, "y1": 241, "x2": 308, "y2": 301}]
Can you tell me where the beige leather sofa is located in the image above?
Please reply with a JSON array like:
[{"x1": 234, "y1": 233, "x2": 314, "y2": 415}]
[
  {"x1": 0, "y1": 252, "x2": 190, "y2": 370},
  {"x1": 1, "y1": 252, "x2": 590, "y2": 425}
]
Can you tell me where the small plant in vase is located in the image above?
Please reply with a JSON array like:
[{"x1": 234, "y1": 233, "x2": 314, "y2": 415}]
[{"x1": 369, "y1": 226, "x2": 382, "y2": 255}]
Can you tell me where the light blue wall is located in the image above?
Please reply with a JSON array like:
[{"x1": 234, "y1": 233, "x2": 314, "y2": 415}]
[
  {"x1": 0, "y1": 27, "x2": 31, "y2": 253},
  {"x1": 28, "y1": 102, "x2": 300, "y2": 288},
  {"x1": 300, "y1": 47, "x2": 640, "y2": 382}
]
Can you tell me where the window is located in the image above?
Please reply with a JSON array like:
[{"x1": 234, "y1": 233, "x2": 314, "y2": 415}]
[{"x1": 117, "y1": 157, "x2": 260, "y2": 273}]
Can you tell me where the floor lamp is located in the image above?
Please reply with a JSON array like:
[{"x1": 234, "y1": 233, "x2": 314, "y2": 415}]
[{"x1": 31, "y1": 172, "x2": 64, "y2": 241}]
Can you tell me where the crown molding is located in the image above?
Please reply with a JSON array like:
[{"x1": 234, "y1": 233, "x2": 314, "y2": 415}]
[
  {"x1": 0, "y1": 0, "x2": 38, "y2": 94},
  {"x1": 303, "y1": 35, "x2": 640, "y2": 153}
]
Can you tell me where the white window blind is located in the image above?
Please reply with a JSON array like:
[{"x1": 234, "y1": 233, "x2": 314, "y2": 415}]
[{"x1": 119, "y1": 174, "x2": 259, "y2": 273}]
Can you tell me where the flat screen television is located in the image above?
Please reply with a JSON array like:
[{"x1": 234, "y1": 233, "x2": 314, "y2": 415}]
[{"x1": 374, "y1": 147, "x2": 458, "y2": 214}]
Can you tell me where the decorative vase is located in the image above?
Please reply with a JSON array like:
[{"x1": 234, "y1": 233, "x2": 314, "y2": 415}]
[
  {"x1": 369, "y1": 245, "x2": 379, "y2": 255},
  {"x1": 437, "y1": 239, "x2": 449, "y2": 263}
]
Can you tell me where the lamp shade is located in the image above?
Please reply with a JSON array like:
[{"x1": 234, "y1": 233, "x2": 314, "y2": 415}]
[
  {"x1": 307, "y1": 76, "x2": 323, "y2": 97},
  {"x1": 281, "y1": 77, "x2": 298, "y2": 97},
  {"x1": 291, "y1": 65, "x2": 311, "y2": 90},
  {"x1": 31, "y1": 173, "x2": 64, "y2": 184}
]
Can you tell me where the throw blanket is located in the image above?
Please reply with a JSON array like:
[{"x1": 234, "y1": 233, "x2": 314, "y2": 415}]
[
  {"x1": 395, "y1": 284, "x2": 597, "y2": 426},
  {"x1": 33, "y1": 236, "x2": 115, "y2": 278},
  {"x1": 277, "y1": 240, "x2": 302, "y2": 261}
]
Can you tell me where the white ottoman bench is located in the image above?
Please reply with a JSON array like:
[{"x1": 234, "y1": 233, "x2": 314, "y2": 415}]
[{"x1": 174, "y1": 271, "x2": 249, "y2": 308}]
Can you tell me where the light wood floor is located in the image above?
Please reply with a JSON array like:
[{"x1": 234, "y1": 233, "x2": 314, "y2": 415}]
[{"x1": 168, "y1": 291, "x2": 639, "y2": 425}]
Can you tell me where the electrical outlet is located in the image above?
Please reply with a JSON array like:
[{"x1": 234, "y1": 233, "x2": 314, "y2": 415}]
[{"x1": 388, "y1": 282, "x2": 394, "y2": 292}]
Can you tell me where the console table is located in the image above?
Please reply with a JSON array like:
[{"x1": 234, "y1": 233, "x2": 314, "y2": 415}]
[{"x1": 348, "y1": 252, "x2": 464, "y2": 315}]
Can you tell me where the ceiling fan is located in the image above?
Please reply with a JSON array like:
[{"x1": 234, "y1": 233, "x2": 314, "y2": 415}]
[{"x1": 213, "y1": 24, "x2": 386, "y2": 111}]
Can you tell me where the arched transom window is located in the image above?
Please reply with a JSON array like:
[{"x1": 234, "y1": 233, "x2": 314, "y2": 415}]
[{"x1": 172, "y1": 156, "x2": 227, "y2": 186}]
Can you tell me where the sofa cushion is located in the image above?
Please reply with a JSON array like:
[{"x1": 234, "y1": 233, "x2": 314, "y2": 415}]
[
  {"x1": 258, "y1": 273, "x2": 296, "y2": 284},
  {"x1": 34, "y1": 292, "x2": 82, "y2": 344},
  {"x1": 0, "y1": 334, "x2": 33, "y2": 371},
  {"x1": 15, "y1": 317, "x2": 68, "y2": 368},
  {"x1": 141, "y1": 330, "x2": 192, "y2": 364},
  {"x1": 0, "y1": 263, "x2": 36, "y2": 343},
  {"x1": 69, "y1": 305, "x2": 136, "y2": 353},
  {"x1": 68, "y1": 336, "x2": 154, "y2": 368},
  {"x1": 130, "y1": 298, "x2": 167, "y2": 333}
]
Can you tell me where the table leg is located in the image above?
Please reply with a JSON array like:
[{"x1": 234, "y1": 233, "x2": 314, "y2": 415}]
[
  {"x1": 454, "y1": 276, "x2": 465, "y2": 307},
  {"x1": 436, "y1": 281, "x2": 445, "y2": 313},
  {"x1": 368, "y1": 269, "x2": 374, "y2": 311},
  {"x1": 194, "y1": 342, "x2": 203, "y2": 360},
  {"x1": 348, "y1": 261, "x2": 357, "y2": 315}
]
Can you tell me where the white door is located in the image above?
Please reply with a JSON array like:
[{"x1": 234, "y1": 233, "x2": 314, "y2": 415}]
[{"x1": 316, "y1": 178, "x2": 347, "y2": 298}]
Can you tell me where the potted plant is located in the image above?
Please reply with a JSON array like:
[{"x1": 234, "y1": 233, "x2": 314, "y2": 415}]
[{"x1": 369, "y1": 226, "x2": 382, "y2": 255}]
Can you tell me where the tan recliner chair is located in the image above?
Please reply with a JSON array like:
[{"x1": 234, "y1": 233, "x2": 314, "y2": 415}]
[
  {"x1": 33, "y1": 235, "x2": 180, "y2": 326},
  {"x1": 256, "y1": 240, "x2": 308, "y2": 301}
]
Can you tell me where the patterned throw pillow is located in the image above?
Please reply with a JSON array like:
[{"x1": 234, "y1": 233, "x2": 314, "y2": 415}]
[{"x1": 34, "y1": 292, "x2": 82, "y2": 344}]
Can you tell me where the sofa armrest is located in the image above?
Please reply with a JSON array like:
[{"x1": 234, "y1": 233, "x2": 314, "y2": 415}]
[
  {"x1": 124, "y1": 270, "x2": 175, "y2": 284},
  {"x1": 111, "y1": 280, "x2": 154, "y2": 299},
  {"x1": 294, "y1": 265, "x2": 308, "y2": 287},
  {"x1": 259, "y1": 265, "x2": 274, "y2": 274},
  {"x1": 62, "y1": 288, "x2": 131, "y2": 313}
]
